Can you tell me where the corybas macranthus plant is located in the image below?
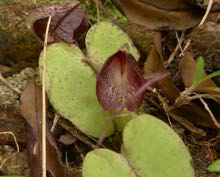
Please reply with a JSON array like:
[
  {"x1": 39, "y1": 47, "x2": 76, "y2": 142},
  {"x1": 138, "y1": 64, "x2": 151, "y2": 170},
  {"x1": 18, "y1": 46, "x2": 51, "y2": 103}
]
[{"x1": 84, "y1": 46, "x2": 168, "y2": 146}]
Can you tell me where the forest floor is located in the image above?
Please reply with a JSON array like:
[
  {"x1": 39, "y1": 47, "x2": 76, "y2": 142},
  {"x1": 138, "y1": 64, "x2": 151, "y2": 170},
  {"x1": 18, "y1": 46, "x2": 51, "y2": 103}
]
[{"x1": 0, "y1": 0, "x2": 220, "y2": 177}]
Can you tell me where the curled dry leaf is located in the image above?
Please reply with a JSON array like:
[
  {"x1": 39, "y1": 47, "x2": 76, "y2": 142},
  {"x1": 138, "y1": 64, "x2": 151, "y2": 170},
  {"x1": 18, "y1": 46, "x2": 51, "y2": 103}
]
[
  {"x1": 179, "y1": 51, "x2": 220, "y2": 102},
  {"x1": 144, "y1": 47, "x2": 180, "y2": 103},
  {"x1": 96, "y1": 50, "x2": 145, "y2": 113},
  {"x1": 26, "y1": 4, "x2": 89, "y2": 44},
  {"x1": 20, "y1": 79, "x2": 66, "y2": 177},
  {"x1": 144, "y1": 47, "x2": 218, "y2": 130}
]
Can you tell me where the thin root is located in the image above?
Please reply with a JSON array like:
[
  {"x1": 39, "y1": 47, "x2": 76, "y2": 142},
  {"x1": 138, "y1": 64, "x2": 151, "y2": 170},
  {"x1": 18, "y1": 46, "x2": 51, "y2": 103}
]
[{"x1": 0, "y1": 132, "x2": 19, "y2": 169}]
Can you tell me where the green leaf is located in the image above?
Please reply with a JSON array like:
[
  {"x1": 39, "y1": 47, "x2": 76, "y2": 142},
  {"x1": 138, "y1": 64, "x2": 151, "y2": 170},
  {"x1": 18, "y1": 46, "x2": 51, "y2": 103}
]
[
  {"x1": 204, "y1": 87, "x2": 220, "y2": 92},
  {"x1": 83, "y1": 114, "x2": 194, "y2": 177},
  {"x1": 39, "y1": 43, "x2": 112, "y2": 137},
  {"x1": 83, "y1": 149, "x2": 136, "y2": 177},
  {"x1": 192, "y1": 57, "x2": 205, "y2": 88},
  {"x1": 86, "y1": 21, "x2": 139, "y2": 66},
  {"x1": 201, "y1": 70, "x2": 220, "y2": 83},
  {"x1": 208, "y1": 159, "x2": 220, "y2": 172},
  {"x1": 123, "y1": 114, "x2": 194, "y2": 177}
]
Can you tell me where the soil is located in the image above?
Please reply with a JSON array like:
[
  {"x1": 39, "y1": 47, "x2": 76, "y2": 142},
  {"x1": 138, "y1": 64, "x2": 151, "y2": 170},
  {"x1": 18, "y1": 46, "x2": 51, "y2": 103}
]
[{"x1": 0, "y1": 1, "x2": 220, "y2": 177}]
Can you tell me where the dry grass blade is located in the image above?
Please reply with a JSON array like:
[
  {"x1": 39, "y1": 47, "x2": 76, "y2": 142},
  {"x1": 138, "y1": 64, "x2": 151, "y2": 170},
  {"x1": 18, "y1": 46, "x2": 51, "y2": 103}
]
[{"x1": 42, "y1": 16, "x2": 52, "y2": 177}]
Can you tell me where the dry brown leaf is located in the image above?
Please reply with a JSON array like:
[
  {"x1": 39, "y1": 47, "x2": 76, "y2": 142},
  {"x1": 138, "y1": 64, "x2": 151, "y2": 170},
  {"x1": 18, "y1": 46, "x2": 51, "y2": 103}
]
[
  {"x1": 144, "y1": 47, "x2": 220, "y2": 129},
  {"x1": 112, "y1": 0, "x2": 205, "y2": 30},
  {"x1": 144, "y1": 47, "x2": 180, "y2": 103},
  {"x1": 20, "y1": 78, "x2": 66, "y2": 177},
  {"x1": 179, "y1": 51, "x2": 220, "y2": 100}
]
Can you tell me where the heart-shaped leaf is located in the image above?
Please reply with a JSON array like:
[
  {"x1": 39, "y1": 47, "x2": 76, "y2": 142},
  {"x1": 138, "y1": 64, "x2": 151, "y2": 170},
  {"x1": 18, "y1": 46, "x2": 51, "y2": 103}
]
[
  {"x1": 39, "y1": 43, "x2": 112, "y2": 137},
  {"x1": 122, "y1": 114, "x2": 194, "y2": 177},
  {"x1": 86, "y1": 21, "x2": 139, "y2": 66},
  {"x1": 83, "y1": 149, "x2": 136, "y2": 177},
  {"x1": 39, "y1": 43, "x2": 137, "y2": 137},
  {"x1": 83, "y1": 114, "x2": 194, "y2": 177}
]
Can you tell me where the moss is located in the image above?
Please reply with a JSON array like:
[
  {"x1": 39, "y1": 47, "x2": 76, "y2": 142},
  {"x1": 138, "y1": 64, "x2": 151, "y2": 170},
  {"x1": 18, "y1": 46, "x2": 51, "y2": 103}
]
[
  {"x1": 81, "y1": 0, "x2": 127, "y2": 23},
  {"x1": 0, "y1": 67, "x2": 36, "y2": 108}
]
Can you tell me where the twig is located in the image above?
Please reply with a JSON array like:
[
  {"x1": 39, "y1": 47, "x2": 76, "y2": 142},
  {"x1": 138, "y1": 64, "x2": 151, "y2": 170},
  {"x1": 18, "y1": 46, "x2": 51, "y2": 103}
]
[
  {"x1": 146, "y1": 87, "x2": 206, "y2": 136},
  {"x1": 167, "y1": 32, "x2": 185, "y2": 64},
  {"x1": 163, "y1": 103, "x2": 173, "y2": 127},
  {"x1": 198, "y1": 0, "x2": 213, "y2": 27},
  {"x1": 175, "y1": 31, "x2": 183, "y2": 52},
  {"x1": 51, "y1": 113, "x2": 60, "y2": 133},
  {"x1": 0, "y1": 73, "x2": 22, "y2": 95},
  {"x1": 168, "y1": 112, "x2": 206, "y2": 136},
  {"x1": 178, "y1": 0, "x2": 212, "y2": 57},
  {"x1": 198, "y1": 95, "x2": 220, "y2": 128},
  {"x1": 42, "y1": 16, "x2": 51, "y2": 177},
  {"x1": 58, "y1": 119, "x2": 98, "y2": 149},
  {"x1": 0, "y1": 132, "x2": 19, "y2": 169},
  {"x1": 179, "y1": 39, "x2": 191, "y2": 57}
]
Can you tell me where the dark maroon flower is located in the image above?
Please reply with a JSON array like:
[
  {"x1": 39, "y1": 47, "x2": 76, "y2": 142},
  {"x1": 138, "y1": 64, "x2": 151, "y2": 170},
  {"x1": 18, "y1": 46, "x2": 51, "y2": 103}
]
[
  {"x1": 96, "y1": 50, "x2": 145, "y2": 113},
  {"x1": 26, "y1": 4, "x2": 89, "y2": 45}
]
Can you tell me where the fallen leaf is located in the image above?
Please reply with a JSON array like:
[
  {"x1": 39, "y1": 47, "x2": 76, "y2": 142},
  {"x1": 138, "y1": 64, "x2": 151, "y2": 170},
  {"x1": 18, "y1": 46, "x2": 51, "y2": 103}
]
[
  {"x1": 20, "y1": 78, "x2": 66, "y2": 177},
  {"x1": 144, "y1": 47, "x2": 219, "y2": 129},
  {"x1": 111, "y1": 0, "x2": 205, "y2": 30},
  {"x1": 144, "y1": 47, "x2": 180, "y2": 103},
  {"x1": 179, "y1": 51, "x2": 220, "y2": 101}
]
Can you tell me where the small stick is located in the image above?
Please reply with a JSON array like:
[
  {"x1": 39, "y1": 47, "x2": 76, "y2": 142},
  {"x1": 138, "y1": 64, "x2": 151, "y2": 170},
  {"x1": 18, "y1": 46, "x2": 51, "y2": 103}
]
[
  {"x1": 58, "y1": 119, "x2": 98, "y2": 149},
  {"x1": 198, "y1": 95, "x2": 220, "y2": 128},
  {"x1": 42, "y1": 16, "x2": 51, "y2": 177},
  {"x1": 0, "y1": 73, "x2": 22, "y2": 95},
  {"x1": 175, "y1": 31, "x2": 183, "y2": 52},
  {"x1": 198, "y1": 0, "x2": 213, "y2": 27},
  {"x1": 179, "y1": 39, "x2": 191, "y2": 57},
  {"x1": 51, "y1": 113, "x2": 60, "y2": 132},
  {"x1": 0, "y1": 131, "x2": 19, "y2": 169},
  {"x1": 167, "y1": 32, "x2": 185, "y2": 64},
  {"x1": 168, "y1": 112, "x2": 206, "y2": 136},
  {"x1": 179, "y1": 0, "x2": 212, "y2": 57}
]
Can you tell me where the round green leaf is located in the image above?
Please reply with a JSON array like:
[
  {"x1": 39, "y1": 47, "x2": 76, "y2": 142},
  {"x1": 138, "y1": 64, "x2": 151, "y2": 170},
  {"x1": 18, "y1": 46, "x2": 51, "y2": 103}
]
[
  {"x1": 208, "y1": 159, "x2": 220, "y2": 172},
  {"x1": 39, "y1": 43, "x2": 113, "y2": 137},
  {"x1": 83, "y1": 149, "x2": 136, "y2": 177},
  {"x1": 123, "y1": 114, "x2": 194, "y2": 177},
  {"x1": 86, "y1": 21, "x2": 139, "y2": 66}
]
